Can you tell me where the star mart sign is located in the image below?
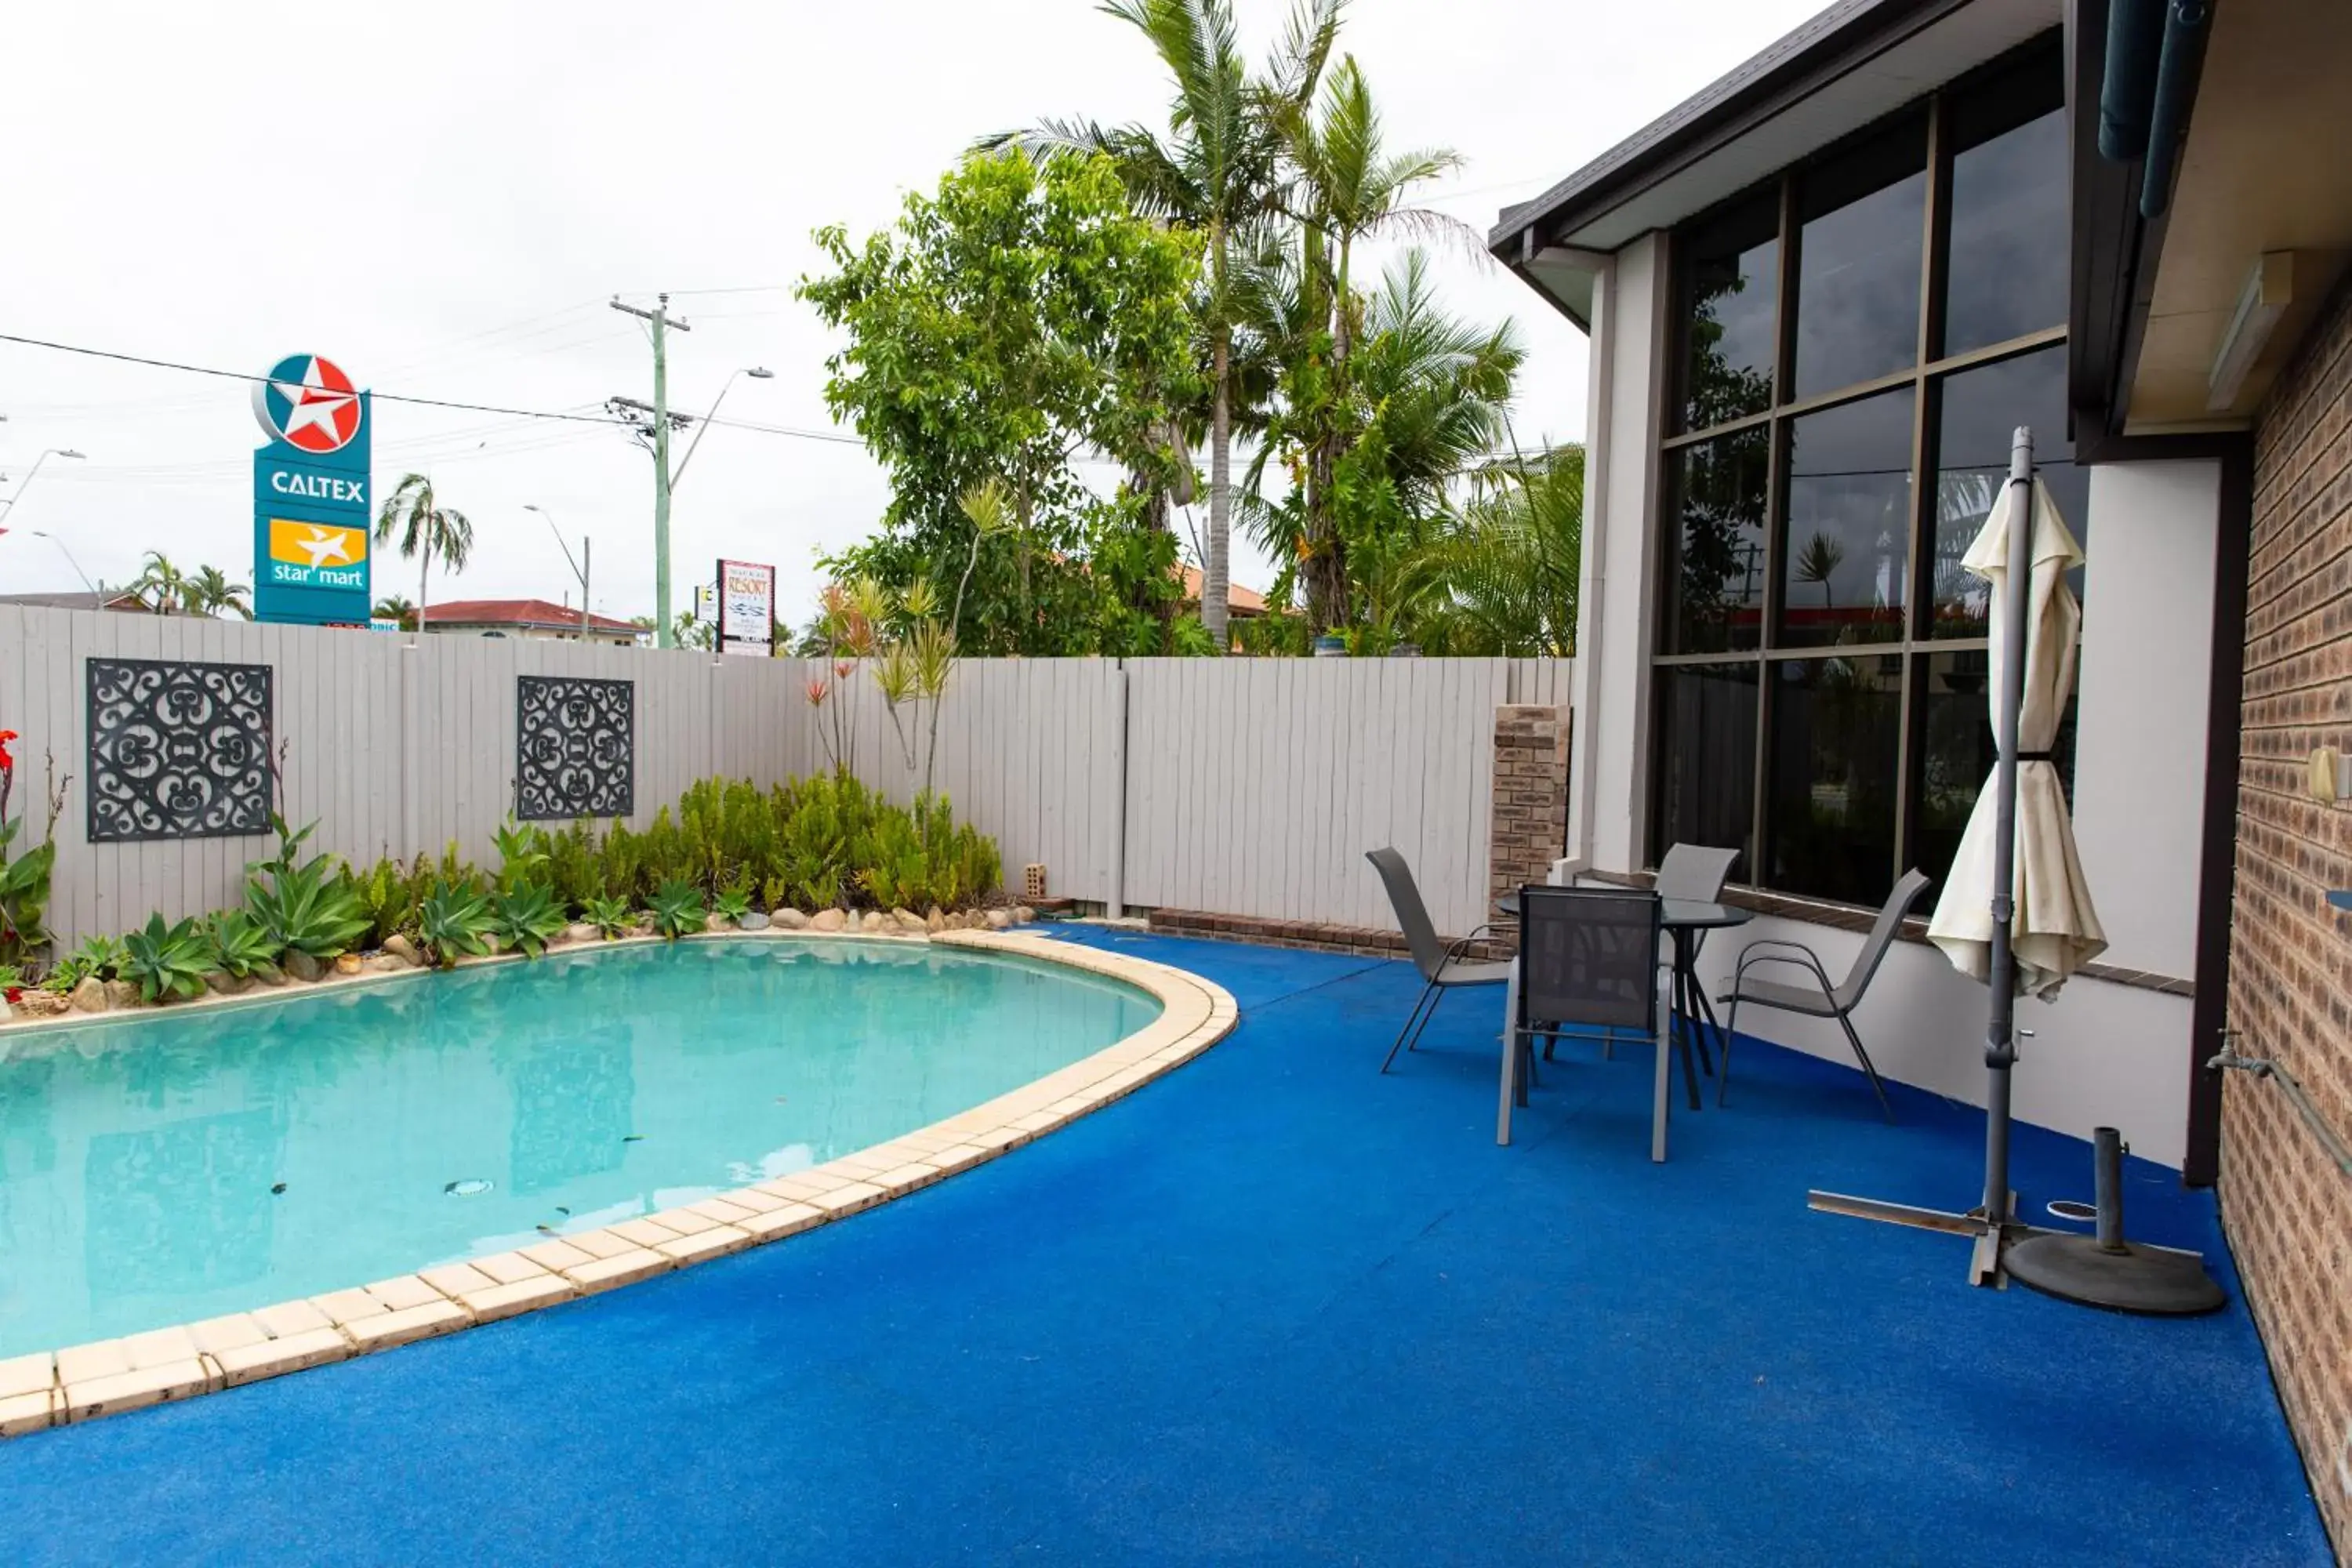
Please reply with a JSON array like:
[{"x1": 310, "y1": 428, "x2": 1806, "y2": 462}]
[{"x1": 251, "y1": 354, "x2": 372, "y2": 626}]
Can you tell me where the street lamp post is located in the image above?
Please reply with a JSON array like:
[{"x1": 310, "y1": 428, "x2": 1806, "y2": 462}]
[
  {"x1": 668, "y1": 367, "x2": 774, "y2": 494},
  {"x1": 0, "y1": 448, "x2": 88, "y2": 522},
  {"x1": 525, "y1": 504, "x2": 592, "y2": 640},
  {"x1": 27, "y1": 530, "x2": 100, "y2": 601}
]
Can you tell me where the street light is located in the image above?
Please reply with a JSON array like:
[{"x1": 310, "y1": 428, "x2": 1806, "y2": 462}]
[
  {"x1": 524, "y1": 503, "x2": 592, "y2": 640},
  {"x1": 668, "y1": 367, "x2": 773, "y2": 492},
  {"x1": 27, "y1": 530, "x2": 101, "y2": 601},
  {"x1": 0, "y1": 448, "x2": 87, "y2": 520}
]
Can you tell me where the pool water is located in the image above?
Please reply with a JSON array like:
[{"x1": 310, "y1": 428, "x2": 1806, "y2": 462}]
[{"x1": 0, "y1": 938, "x2": 1160, "y2": 1356}]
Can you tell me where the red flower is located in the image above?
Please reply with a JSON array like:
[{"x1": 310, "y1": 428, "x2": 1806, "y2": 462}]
[
  {"x1": 804, "y1": 678, "x2": 829, "y2": 707},
  {"x1": 833, "y1": 660, "x2": 855, "y2": 680},
  {"x1": 0, "y1": 729, "x2": 16, "y2": 773},
  {"x1": 2, "y1": 988, "x2": 20, "y2": 1006}
]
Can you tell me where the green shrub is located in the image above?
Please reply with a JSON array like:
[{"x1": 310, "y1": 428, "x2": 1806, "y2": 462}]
[
  {"x1": 121, "y1": 913, "x2": 215, "y2": 1002},
  {"x1": 581, "y1": 894, "x2": 632, "y2": 938},
  {"x1": 543, "y1": 818, "x2": 603, "y2": 913},
  {"x1": 713, "y1": 882, "x2": 753, "y2": 923},
  {"x1": 492, "y1": 881, "x2": 568, "y2": 959},
  {"x1": 54, "y1": 934, "x2": 126, "y2": 988},
  {"x1": 648, "y1": 877, "x2": 705, "y2": 940},
  {"x1": 492, "y1": 819, "x2": 550, "y2": 895},
  {"x1": 246, "y1": 855, "x2": 370, "y2": 959},
  {"x1": 0, "y1": 819, "x2": 55, "y2": 967},
  {"x1": 350, "y1": 855, "x2": 432, "y2": 948},
  {"x1": 597, "y1": 820, "x2": 648, "y2": 906},
  {"x1": 417, "y1": 879, "x2": 494, "y2": 967},
  {"x1": 208, "y1": 909, "x2": 281, "y2": 978}
]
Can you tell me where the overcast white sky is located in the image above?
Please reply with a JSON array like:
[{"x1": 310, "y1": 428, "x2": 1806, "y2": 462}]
[{"x1": 0, "y1": 0, "x2": 1820, "y2": 626}]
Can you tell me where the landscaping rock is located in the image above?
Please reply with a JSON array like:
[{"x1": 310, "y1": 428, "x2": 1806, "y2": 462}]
[
  {"x1": 563, "y1": 923, "x2": 601, "y2": 946},
  {"x1": 71, "y1": 977, "x2": 109, "y2": 1013},
  {"x1": 985, "y1": 909, "x2": 1012, "y2": 931},
  {"x1": 105, "y1": 978, "x2": 140, "y2": 1009},
  {"x1": 924, "y1": 906, "x2": 946, "y2": 933},
  {"x1": 891, "y1": 907, "x2": 927, "y2": 934},
  {"x1": 810, "y1": 909, "x2": 846, "y2": 932},
  {"x1": 383, "y1": 934, "x2": 421, "y2": 966},
  {"x1": 772, "y1": 908, "x2": 810, "y2": 931},
  {"x1": 738, "y1": 911, "x2": 770, "y2": 931},
  {"x1": 283, "y1": 950, "x2": 324, "y2": 983},
  {"x1": 704, "y1": 913, "x2": 731, "y2": 933},
  {"x1": 363, "y1": 954, "x2": 408, "y2": 974},
  {"x1": 942, "y1": 911, "x2": 967, "y2": 931},
  {"x1": 252, "y1": 960, "x2": 289, "y2": 987},
  {"x1": 866, "y1": 910, "x2": 895, "y2": 935},
  {"x1": 632, "y1": 916, "x2": 657, "y2": 936},
  {"x1": 333, "y1": 953, "x2": 364, "y2": 976},
  {"x1": 1012, "y1": 906, "x2": 1036, "y2": 925},
  {"x1": 482, "y1": 935, "x2": 503, "y2": 956},
  {"x1": 205, "y1": 970, "x2": 250, "y2": 996}
]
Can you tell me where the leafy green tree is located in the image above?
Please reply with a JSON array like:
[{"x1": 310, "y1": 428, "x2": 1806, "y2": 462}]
[
  {"x1": 1395, "y1": 445, "x2": 1582, "y2": 655},
  {"x1": 372, "y1": 594, "x2": 417, "y2": 630},
  {"x1": 187, "y1": 564, "x2": 253, "y2": 619},
  {"x1": 130, "y1": 551, "x2": 188, "y2": 615},
  {"x1": 373, "y1": 474, "x2": 474, "y2": 632},
  {"x1": 798, "y1": 148, "x2": 1200, "y2": 655}
]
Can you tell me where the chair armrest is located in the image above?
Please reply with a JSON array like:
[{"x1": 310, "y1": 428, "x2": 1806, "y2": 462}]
[
  {"x1": 1730, "y1": 940, "x2": 1838, "y2": 999},
  {"x1": 1444, "y1": 921, "x2": 1504, "y2": 962}
]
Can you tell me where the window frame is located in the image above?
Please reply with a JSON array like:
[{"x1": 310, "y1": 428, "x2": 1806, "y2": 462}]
[{"x1": 1647, "y1": 35, "x2": 2070, "y2": 905}]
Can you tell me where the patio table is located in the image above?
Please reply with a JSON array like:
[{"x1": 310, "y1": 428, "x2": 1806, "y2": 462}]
[{"x1": 1493, "y1": 892, "x2": 1753, "y2": 1146}]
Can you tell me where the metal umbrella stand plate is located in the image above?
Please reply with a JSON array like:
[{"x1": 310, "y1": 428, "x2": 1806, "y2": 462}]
[{"x1": 1804, "y1": 426, "x2": 2224, "y2": 1314}]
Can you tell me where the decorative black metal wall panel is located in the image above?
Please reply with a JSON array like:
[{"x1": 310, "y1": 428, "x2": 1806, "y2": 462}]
[
  {"x1": 85, "y1": 658, "x2": 275, "y2": 843},
  {"x1": 516, "y1": 676, "x2": 635, "y2": 820}
]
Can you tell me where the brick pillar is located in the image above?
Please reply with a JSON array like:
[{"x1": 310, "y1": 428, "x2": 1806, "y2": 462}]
[{"x1": 1490, "y1": 705, "x2": 1571, "y2": 946}]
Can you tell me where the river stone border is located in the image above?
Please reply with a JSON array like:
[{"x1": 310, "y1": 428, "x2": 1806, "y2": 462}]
[{"x1": 0, "y1": 928, "x2": 1236, "y2": 1436}]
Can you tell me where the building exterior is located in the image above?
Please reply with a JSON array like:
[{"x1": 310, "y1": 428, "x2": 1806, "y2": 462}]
[
  {"x1": 1495, "y1": 0, "x2": 2350, "y2": 1544},
  {"x1": 419, "y1": 597, "x2": 640, "y2": 645},
  {"x1": 0, "y1": 590, "x2": 158, "y2": 614}
]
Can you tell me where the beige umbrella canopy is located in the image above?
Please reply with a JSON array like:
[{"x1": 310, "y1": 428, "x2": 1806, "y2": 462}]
[{"x1": 1926, "y1": 476, "x2": 2106, "y2": 998}]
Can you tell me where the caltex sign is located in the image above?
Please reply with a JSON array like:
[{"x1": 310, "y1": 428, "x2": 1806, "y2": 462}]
[{"x1": 252, "y1": 354, "x2": 372, "y2": 626}]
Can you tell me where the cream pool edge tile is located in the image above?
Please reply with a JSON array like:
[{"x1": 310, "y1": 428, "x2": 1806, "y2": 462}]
[{"x1": 6, "y1": 924, "x2": 1237, "y2": 1439}]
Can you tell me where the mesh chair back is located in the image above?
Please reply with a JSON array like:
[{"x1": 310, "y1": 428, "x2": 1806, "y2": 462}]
[
  {"x1": 1838, "y1": 868, "x2": 1933, "y2": 1005},
  {"x1": 1654, "y1": 843, "x2": 1740, "y2": 903},
  {"x1": 1517, "y1": 886, "x2": 1663, "y2": 1033},
  {"x1": 1365, "y1": 848, "x2": 1448, "y2": 982}
]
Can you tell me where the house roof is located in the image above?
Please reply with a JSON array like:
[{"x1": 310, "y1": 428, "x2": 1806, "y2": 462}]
[
  {"x1": 0, "y1": 590, "x2": 149, "y2": 612},
  {"x1": 421, "y1": 598, "x2": 640, "y2": 635},
  {"x1": 1178, "y1": 567, "x2": 1267, "y2": 618}
]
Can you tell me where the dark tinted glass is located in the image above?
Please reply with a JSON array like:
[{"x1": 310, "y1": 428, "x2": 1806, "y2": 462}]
[
  {"x1": 1794, "y1": 119, "x2": 1927, "y2": 397},
  {"x1": 1915, "y1": 651, "x2": 2077, "y2": 895},
  {"x1": 1678, "y1": 194, "x2": 1780, "y2": 432},
  {"x1": 1944, "y1": 50, "x2": 2067, "y2": 356},
  {"x1": 1766, "y1": 655, "x2": 1900, "y2": 905},
  {"x1": 1780, "y1": 387, "x2": 1915, "y2": 647},
  {"x1": 1929, "y1": 344, "x2": 2086, "y2": 637},
  {"x1": 1664, "y1": 428, "x2": 1770, "y2": 653},
  {"x1": 1653, "y1": 664, "x2": 1759, "y2": 873}
]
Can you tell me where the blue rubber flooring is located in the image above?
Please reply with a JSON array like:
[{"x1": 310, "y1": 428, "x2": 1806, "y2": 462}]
[{"x1": 0, "y1": 930, "x2": 2328, "y2": 1566}]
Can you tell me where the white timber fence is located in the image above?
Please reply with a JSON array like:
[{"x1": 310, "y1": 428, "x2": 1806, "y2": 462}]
[{"x1": 0, "y1": 604, "x2": 1567, "y2": 949}]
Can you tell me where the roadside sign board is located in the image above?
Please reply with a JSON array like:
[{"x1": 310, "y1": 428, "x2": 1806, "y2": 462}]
[
  {"x1": 251, "y1": 354, "x2": 372, "y2": 626},
  {"x1": 717, "y1": 558, "x2": 775, "y2": 657}
]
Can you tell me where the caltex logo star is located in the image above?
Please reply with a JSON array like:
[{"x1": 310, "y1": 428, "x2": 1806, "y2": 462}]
[{"x1": 252, "y1": 354, "x2": 364, "y2": 454}]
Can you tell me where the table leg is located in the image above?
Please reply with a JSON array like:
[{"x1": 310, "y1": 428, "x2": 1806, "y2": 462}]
[
  {"x1": 1671, "y1": 932, "x2": 1702, "y2": 1111},
  {"x1": 1495, "y1": 954, "x2": 1522, "y2": 1146}
]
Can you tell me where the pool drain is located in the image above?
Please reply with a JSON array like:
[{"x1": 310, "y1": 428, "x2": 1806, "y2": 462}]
[
  {"x1": 2045, "y1": 1198, "x2": 2097, "y2": 1223},
  {"x1": 445, "y1": 1178, "x2": 494, "y2": 1196}
]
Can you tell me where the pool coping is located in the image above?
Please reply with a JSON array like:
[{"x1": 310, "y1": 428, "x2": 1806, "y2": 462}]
[{"x1": 0, "y1": 927, "x2": 1238, "y2": 1438}]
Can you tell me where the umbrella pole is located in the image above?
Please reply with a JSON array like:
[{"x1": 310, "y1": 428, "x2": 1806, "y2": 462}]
[{"x1": 1970, "y1": 426, "x2": 2041, "y2": 1284}]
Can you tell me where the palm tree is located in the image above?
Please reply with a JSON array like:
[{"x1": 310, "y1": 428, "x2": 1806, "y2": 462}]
[
  {"x1": 372, "y1": 595, "x2": 417, "y2": 631},
  {"x1": 185, "y1": 564, "x2": 253, "y2": 619},
  {"x1": 1397, "y1": 445, "x2": 1582, "y2": 655},
  {"x1": 131, "y1": 551, "x2": 189, "y2": 615},
  {"x1": 984, "y1": 0, "x2": 1338, "y2": 651},
  {"x1": 373, "y1": 474, "x2": 473, "y2": 636}
]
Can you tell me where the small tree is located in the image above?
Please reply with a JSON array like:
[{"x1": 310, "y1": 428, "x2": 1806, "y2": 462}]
[{"x1": 374, "y1": 474, "x2": 474, "y2": 634}]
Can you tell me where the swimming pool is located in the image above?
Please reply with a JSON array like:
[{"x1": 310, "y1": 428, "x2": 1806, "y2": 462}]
[{"x1": 0, "y1": 938, "x2": 1162, "y2": 1358}]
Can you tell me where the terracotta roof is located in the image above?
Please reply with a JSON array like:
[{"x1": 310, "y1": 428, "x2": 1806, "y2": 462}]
[
  {"x1": 421, "y1": 598, "x2": 641, "y2": 634},
  {"x1": 1178, "y1": 567, "x2": 1268, "y2": 617}
]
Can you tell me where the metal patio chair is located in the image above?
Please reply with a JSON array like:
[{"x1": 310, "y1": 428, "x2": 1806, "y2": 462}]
[
  {"x1": 1367, "y1": 848, "x2": 1512, "y2": 1073},
  {"x1": 1502, "y1": 885, "x2": 1672, "y2": 1160},
  {"x1": 1546, "y1": 842, "x2": 1740, "y2": 1064},
  {"x1": 1715, "y1": 868, "x2": 1933, "y2": 1120}
]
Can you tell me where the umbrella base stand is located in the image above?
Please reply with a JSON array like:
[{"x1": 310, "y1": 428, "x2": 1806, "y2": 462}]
[
  {"x1": 2002, "y1": 1127, "x2": 2227, "y2": 1316},
  {"x1": 1806, "y1": 1187, "x2": 2028, "y2": 1287}
]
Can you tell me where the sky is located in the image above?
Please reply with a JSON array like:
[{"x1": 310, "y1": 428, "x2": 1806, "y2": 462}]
[{"x1": 0, "y1": 0, "x2": 1824, "y2": 628}]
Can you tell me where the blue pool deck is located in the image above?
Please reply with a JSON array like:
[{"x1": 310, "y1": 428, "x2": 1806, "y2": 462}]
[{"x1": 0, "y1": 931, "x2": 2329, "y2": 1566}]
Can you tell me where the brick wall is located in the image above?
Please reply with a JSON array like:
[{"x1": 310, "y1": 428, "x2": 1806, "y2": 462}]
[
  {"x1": 1490, "y1": 705, "x2": 1571, "y2": 921},
  {"x1": 2227, "y1": 273, "x2": 2352, "y2": 1554}
]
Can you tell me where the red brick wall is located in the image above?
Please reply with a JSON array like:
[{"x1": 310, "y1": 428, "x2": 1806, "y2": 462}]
[
  {"x1": 1490, "y1": 705, "x2": 1570, "y2": 921},
  {"x1": 2227, "y1": 273, "x2": 2352, "y2": 1554}
]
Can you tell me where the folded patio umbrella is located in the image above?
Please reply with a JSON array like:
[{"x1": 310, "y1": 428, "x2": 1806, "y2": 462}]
[{"x1": 1926, "y1": 476, "x2": 2106, "y2": 998}]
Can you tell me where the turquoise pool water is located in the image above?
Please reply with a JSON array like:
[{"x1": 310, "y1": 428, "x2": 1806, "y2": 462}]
[{"x1": 0, "y1": 938, "x2": 1159, "y2": 1356}]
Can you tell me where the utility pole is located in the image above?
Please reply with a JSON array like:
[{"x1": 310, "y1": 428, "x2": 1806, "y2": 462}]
[{"x1": 609, "y1": 294, "x2": 691, "y2": 648}]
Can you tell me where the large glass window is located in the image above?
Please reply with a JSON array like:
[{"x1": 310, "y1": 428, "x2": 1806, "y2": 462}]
[{"x1": 1653, "y1": 36, "x2": 2074, "y2": 904}]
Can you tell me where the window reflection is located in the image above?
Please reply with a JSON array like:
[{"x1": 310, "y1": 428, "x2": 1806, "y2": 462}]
[
  {"x1": 1945, "y1": 108, "x2": 2067, "y2": 355},
  {"x1": 1794, "y1": 122, "x2": 1926, "y2": 398},
  {"x1": 1678, "y1": 194, "x2": 1780, "y2": 432},
  {"x1": 1766, "y1": 656, "x2": 1902, "y2": 906},
  {"x1": 1653, "y1": 664, "x2": 1759, "y2": 869},
  {"x1": 1665, "y1": 430, "x2": 1769, "y2": 653},
  {"x1": 1930, "y1": 345, "x2": 2085, "y2": 637},
  {"x1": 1780, "y1": 388, "x2": 1914, "y2": 647}
]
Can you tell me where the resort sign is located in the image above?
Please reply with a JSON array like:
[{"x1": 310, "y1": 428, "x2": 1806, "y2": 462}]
[
  {"x1": 717, "y1": 557, "x2": 775, "y2": 657},
  {"x1": 252, "y1": 354, "x2": 372, "y2": 626}
]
